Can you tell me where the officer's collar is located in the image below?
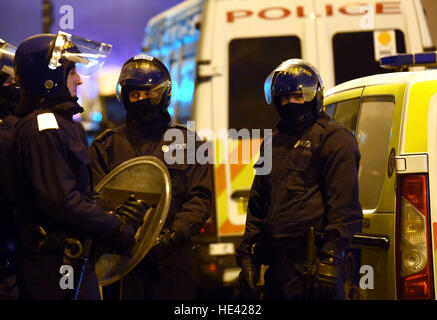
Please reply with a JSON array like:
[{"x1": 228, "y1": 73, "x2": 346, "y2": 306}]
[
  {"x1": 125, "y1": 115, "x2": 168, "y2": 138},
  {"x1": 46, "y1": 96, "x2": 84, "y2": 120},
  {"x1": 276, "y1": 119, "x2": 316, "y2": 136},
  {"x1": 315, "y1": 111, "x2": 330, "y2": 128}
]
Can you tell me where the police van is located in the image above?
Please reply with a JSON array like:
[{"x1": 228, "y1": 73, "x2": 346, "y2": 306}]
[
  {"x1": 99, "y1": 0, "x2": 433, "y2": 295},
  {"x1": 325, "y1": 52, "x2": 437, "y2": 299}
]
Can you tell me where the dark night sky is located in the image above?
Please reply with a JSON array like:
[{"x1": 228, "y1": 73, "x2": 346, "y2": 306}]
[{"x1": 0, "y1": 0, "x2": 184, "y2": 68}]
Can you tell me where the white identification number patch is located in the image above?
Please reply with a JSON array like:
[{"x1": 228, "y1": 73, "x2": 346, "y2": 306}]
[
  {"x1": 134, "y1": 54, "x2": 153, "y2": 61},
  {"x1": 37, "y1": 113, "x2": 59, "y2": 132}
]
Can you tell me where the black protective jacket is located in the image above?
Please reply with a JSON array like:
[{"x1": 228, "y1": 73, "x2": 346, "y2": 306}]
[
  {"x1": 236, "y1": 113, "x2": 363, "y2": 267},
  {"x1": 0, "y1": 115, "x2": 17, "y2": 234},
  {"x1": 89, "y1": 123, "x2": 213, "y2": 242},
  {"x1": 0, "y1": 115, "x2": 18, "y2": 282},
  {"x1": 89, "y1": 122, "x2": 213, "y2": 299},
  {"x1": 11, "y1": 99, "x2": 120, "y2": 299}
]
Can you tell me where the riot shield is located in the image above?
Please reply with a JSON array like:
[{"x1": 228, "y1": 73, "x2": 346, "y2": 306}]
[{"x1": 94, "y1": 156, "x2": 171, "y2": 286}]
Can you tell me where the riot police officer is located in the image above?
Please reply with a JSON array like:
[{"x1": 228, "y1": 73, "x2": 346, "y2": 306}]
[
  {"x1": 236, "y1": 59, "x2": 363, "y2": 300},
  {"x1": 0, "y1": 39, "x2": 19, "y2": 300},
  {"x1": 10, "y1": 32, "x2": 145, "y2": 300},
  {"x1": 89, "y1": 55, "x2": 213, "y2": 300}
]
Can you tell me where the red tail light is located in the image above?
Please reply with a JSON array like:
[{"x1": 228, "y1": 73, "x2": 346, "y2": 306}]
[
  {"x1": 207, "y1": 262, "x2": 217, "y2": 273},
  {"x1": 396, "y1": 174, "x2": 434, "y2": 299}
]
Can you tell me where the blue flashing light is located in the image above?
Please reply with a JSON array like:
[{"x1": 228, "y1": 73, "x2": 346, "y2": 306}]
[
  {"x1": 159, "y1": 46, "x2": 172, "y2": 56},
  {"x1": 178, "y1": 78, "x2": 194, "y2": 103},
  {"x1": 91, "y1": 111, "x2": 103, "y2": 122},
  {"x1": 180, "y1": 59, "x2": 195, "y2": 75},
  {"x1": 380, "y1": 52, "x2": 437, "y2": 69},
  {"x1": 182, "y1": 34, "x2": 199, "y2": 45},
  {"x1": 415, "y1": 52, "x2": 436, "y2": 64},
  {"x1": 168, "y1": 106, "x2": 175, "y2": 117},
  {"x1": 147, "y1": 33, "x2": 199, "y2": 58},
  {"x1": 149, "y1": 49, "x2": 160, "y2": 57}
]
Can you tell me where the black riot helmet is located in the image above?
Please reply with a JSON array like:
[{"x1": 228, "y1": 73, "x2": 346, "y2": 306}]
[
  {"x1": 264, "y1": 59, "x2": 324, "y2": 115},
  {"x1": 14, "y1": 31, "x2": 112, "y2": 98},
  {"x1": 116, "y1": 54, "x2": 172, "y2": 110}
]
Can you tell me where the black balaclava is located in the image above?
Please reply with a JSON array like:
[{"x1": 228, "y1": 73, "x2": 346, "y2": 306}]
[
  {"x1": 123, "y1": 87, "x2": 171, "y2": 134},
  {"x1": 274, "y1": 97, "x2": 317, "y2": 134}
]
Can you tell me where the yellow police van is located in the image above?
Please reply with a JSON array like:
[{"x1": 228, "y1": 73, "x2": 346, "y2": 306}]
[{"x1": 325, "y1": 52, "x2": 437, "y2": 299}]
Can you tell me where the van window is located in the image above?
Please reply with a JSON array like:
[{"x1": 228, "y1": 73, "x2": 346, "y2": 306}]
[
  {"x1": 325, "y1": 98, "x2": 361, "y2": 134},
  {"x1": 333, "y1": 30, "x2": 406, "y2": 85},
  {"x1": 356, "y1": 96, "x2": 396, "y2": 210},
  {"x1": 228, "y1": 36, "x2": 301, "y2": 134}
]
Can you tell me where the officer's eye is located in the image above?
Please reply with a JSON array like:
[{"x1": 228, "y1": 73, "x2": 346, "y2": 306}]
[{"x1": 129, "y1": 91, "x2": 140, "y2": 100}]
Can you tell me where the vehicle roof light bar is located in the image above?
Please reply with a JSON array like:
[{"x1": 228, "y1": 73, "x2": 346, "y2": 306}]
[{"x1": 380, "y1": 52, "x2": 437, "y2": 69}]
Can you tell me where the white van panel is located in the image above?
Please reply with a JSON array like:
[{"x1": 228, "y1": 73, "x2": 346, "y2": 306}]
[
  {"x1": 427, "y1": 92, "x2": 437, "y2": 294},
  {"x1": 395, "y1": 154, "x2": 429, "y2": 173}
]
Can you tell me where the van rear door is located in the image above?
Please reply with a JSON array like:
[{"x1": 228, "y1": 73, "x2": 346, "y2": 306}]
[
  {"x1": 324, "y1": 83, "x2": 406, "y2": 299},
  {"x1": 397, "y1": 77, "x2": 437, "y2": 299}
]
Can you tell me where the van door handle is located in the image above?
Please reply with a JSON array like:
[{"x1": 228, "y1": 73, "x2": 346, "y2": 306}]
[
  {"x1": 351, "y1": 233, "x2": 390, "y2": 250},
  {"x1": 196, "y1": 61, "x2": 223, "y2": 82}
]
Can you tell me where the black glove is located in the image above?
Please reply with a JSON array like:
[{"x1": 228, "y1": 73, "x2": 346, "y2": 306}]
[
  {"x1": 315, "y1": 251, "x2": 341, "y2": 299},
  {"x1": 93, "y1": 192, "x2": 113, "y2": 211},
  {"x1": 147, "y1": 228, "x2": 185, "y2": 262},
  {"x1": 110, "y1": 219, "x2": 136, "y2": 253},
  {"x1": 239, "y1": 264, "x2": 259, "y2": 293},
  {"x1": 115, "y1": 194, "x2": 148, "y2": 229}
]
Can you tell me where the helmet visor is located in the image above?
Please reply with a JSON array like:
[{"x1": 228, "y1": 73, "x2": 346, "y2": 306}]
[
  {"x1": 264, "y1": 71, "x2": 274, "y2": 105},
  {"x1": 49, "y1": 31, "x2": 112, "y2": 77},
  {"x1": 273, "y1": 71, "x2": 318, "y2": 102},
  {"x1": 116, "y1": 58, "x2": 171, "y2": 104},
  {"x1": 265, "y1": 59, "x2": 323, "y2": 105},
  {"x1": 119, "y1": 81, "x2": 171, "y2": 105},
  {"x1": 0, "y1": 39, "x2": 16, "y2": 77}
]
